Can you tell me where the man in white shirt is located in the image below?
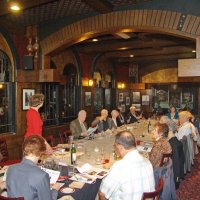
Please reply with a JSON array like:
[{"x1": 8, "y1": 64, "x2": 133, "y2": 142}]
[
  {"x1": 175, "y1": 111, "x2": 193, "y2": 140},
  {"x1": 111, "y1": 110, "x2": 119, "y2": 129},
  {"x1": 99, "y1": 131, "x2": 155, "y2": 200}
]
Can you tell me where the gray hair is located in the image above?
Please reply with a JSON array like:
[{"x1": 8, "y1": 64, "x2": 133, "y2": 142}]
[
  {"x1": 78, "y1": 110, "x2": 86, "y2": 117},
  {"x1": 160, "y1": 115, "x2": 177, "y2": 133},
  {"x1": 115, "y1": 131, "x2": 136, "y2": 150}
]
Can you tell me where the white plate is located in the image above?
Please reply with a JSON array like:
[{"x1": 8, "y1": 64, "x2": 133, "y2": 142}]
[{"x1": 60, "y1": 187, "x2": 75, "y2": 194}]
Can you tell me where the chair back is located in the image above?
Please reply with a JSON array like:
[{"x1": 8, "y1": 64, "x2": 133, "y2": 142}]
[
  {"x1": 44, "y1": 135, "x2": 54, "y2": 147},
  {"x1": 59, "y1": 130, "x2": 71, "y2": 143},
  {"x1": 160, "y1": 153, "x2": 172, "y2": 167},
  {"x1": 0, "y1": 195, "x2": 24, "y2": 200},
  {"x1": 141, "y1": 177, "x2": 164, "y2": 200},
  {"x1": 0, "y1": 138, "x2": 9, "y2": 162}
]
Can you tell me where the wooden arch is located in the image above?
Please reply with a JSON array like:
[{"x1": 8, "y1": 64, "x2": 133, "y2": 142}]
[{"x1": 40, "y1": 9, "x2": 200, "y2": 59}]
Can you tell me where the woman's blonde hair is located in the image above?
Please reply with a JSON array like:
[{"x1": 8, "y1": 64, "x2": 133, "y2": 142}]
[{"x1": 29, "y1": 93, "x2": 44, "y2": 107}]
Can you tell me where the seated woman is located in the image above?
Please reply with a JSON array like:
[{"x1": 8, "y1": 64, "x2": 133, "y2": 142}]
[
  {"x1": 6, "y1": 135, "x2": 61, "y2": 200},
  {"x1": 149, "y1": 122, "x2": 172, "y2": 168},
  {"x1": 167, "y1": 106, "x2": 178, "y2": 122}
]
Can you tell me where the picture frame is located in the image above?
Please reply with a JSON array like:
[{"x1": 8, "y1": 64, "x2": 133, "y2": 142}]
[
  {"x1": 22, "y1": 89, "x2": 35, "y2": 110},
  {"x1": 132, "y1": 92, "x2": 140, "y2": 103},
  {"x1": 125, "y1": 97, "x2": 130, "y2": 105},
  {"x1": 181, "y1": 91, "x2": 193, "y2": 110},
  {"x1": 121, "y1": 104, "x2": 125, "y2": 113},
  {"x1": 84, "y1": 91, "x2": 92, "y2": 107},
  {"x1": 119, "y1": 93, "x2": 124, "y2": 102},
  {"x1": 142, "y1": 95, "x2": 149, "y2": 106}
]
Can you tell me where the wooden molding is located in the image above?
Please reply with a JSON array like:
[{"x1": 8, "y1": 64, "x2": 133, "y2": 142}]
[
  {"x1": 17, "y1": 69, "x2": 39, "y2": 82},
  {"x1": 128, "y1": 83, "x2": 145, "y2": 90}
]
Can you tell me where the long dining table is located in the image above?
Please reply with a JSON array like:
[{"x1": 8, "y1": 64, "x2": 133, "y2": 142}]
[{"x1": 50, "y1": 119, "x2": 155, "y2": 200}]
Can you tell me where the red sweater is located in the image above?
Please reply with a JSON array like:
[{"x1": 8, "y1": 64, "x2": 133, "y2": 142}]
[{"x1": 24, "y1": 108, "x2": 43, "y2": 138}]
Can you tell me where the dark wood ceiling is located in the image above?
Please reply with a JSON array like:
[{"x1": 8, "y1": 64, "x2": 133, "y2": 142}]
[{"x1": 0, "y1": 0, "x2": 196, "y2": 65}]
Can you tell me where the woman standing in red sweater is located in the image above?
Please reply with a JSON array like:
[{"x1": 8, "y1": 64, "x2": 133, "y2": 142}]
[
  {"x1": 24, "y1": 93, "x2": 52, "y2": 153},
  {"x1": 25, "y1": 94, "x2": 44, "y2": 138}
]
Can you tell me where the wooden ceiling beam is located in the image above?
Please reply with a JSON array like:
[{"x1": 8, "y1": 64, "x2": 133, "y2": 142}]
[
  {"x1": 77, "y1": 39, "x2": 194, "y2": 53},
  {"x1": 115, "y1": 53, "x2": 195, "y2": 64},
  {"x1": 82, "y1": 0, "x2": 113, "y2": 13},
  {"x1": 105, "y1": 45, "x2": 194, "y2": 58}
]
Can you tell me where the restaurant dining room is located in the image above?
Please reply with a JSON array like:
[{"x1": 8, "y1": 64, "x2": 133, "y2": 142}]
[{"x1": 0, "y1": 0, "x2": 200, "y2": 199}]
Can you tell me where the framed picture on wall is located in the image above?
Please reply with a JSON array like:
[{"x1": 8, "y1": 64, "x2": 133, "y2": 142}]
[
  {"x1": 119, "y1": 93, "x2": 124, "y2": 102},
  {"x1": 132, "y1": 92, "x2": 140, "y2": 103},
  {"x1": 181, "y1": 91, "x2": 193, "y2": 110},
  {"x1": 84, "y1": 91, "x2": 92, "y2": 107},
  {"x1": 121, "y1": 104, "x2": 125, "y2": 113},
  {"x1": 126, "y1": 97, "x2": 130, "y2": 105},
  {"x1": 142, "y1": 95, "x2": 149, "y2": 105},
  {"x1": 22, "y1": 89, "x2": 35, "y2": 110}
]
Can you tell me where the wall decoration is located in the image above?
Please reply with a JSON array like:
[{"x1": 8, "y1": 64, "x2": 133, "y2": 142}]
[
  {"x1": 181, "y1": 91, "x2": 193, "y2": 110},
  {"x1": 142, "y1": 95, "x2": 149, "y2": 105},
  {"x1": 121, "y1": 104, "x2": 125, "y2": 113},
  {"x1": 125, "y1": 97, "x2": 130, "y2": 105},
  {"x1": 132, "y1": 104, "x2": 141, "y2": 111},
  {"x1": 22, "y1": 89, "x2": 35, "y2": 110},
  {"x1": 132, "y1": 92, "x2": 140, "y2": 103},
  {"x1": 105, "y1": 89, "x2": 111, "y2": 105},
  {"x1": 155, "y1": 88, "x2": 169, "y2": 108},
  {"x1": 119, "y1": 93, "x2": 124, "y2": 102},
  {"x1": 84, "y1": 91, "x2": 92, "y2": 107}
]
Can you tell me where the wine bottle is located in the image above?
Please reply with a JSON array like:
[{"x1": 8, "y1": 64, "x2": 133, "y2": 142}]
[
  {"x1": 147, "y1": 120, "x2": 152, "y2": 133},
  {"x1": 71, "y1": 143, "x2": 76, "y2": 165}
]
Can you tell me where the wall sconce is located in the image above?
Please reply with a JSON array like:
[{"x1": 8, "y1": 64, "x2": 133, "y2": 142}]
[
  {"x1": 117, "y1": 82, "x2": 125, "y2": 89},
  {"x1": 88, "y1": 79, "x2": 94, "y2": 86},
  {"x1": 82, "y1": 78, "x2": 94, "y2": 87}
]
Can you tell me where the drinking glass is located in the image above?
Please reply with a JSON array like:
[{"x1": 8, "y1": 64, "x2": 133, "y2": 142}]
[
  {"x1": 68, "y1": 165, "x2": 75, "y2": 177},
  {"x1": 68, "y1": 136, "x2": 74, "y2": 145}
]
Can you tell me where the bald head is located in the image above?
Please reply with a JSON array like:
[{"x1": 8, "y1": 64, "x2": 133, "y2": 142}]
[
  {"x1": 115, "y1": 131, "x2": 136, "y2": 150},
  {"x1": 78, "y1": 110, "x2": 86, "y2": 123},
  {"x1": 130, "y1": 106, "x2": 136, "y2": 113}
]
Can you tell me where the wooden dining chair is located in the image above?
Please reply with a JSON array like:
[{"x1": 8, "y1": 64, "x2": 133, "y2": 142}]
[
  {"x1": 59, "y1": 130, "x2": 71, "y2": 143},
  {"x1": 44, "y1": 135, "x2": 54, "y2": 147},
  {"x1": 160, "y1": 153, "x2": 172, "y2": 167},
  {"x1": 0, "y1": 195, "x2": 24, "y2": 200},
  {"x1": 0, "y1": 138, "x2": 9, "y2": 162},
  {"x1": 141, "y1": 177, "x2": 164, "y2": 200},
  {"x1": 0, "y1": 138, "x2": 21, "y2": 167}
]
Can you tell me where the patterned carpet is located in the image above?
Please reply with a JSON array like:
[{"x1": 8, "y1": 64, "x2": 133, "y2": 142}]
[{"x1": 176, "y1": 152, "x2": 200, "y2": 200}]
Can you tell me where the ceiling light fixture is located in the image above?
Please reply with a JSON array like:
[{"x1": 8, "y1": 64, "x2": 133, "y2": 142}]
[
  {"x1": 130, "y1": 54, "x2": 134, "y2": 58},
  {"x1": 10, "y1": 4, "x2": 21, "y2": 11},
  {"x1": 119, "y1": 47, "x2": 127, "y2": 50},
  {"x1": 192, "y1": 50, "x2": 196, "y2": 53},
  {"x1": 92, "y1": 38, "x2": 98, "y2": 42}
]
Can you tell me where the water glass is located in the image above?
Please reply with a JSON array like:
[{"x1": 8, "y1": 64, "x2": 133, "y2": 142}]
[
  {"x1": 68, "y1": 136, "x2": 74, "y2": 145},
  {"x1": 68, "y1": 165, "x2": 75, "y2": 177}
]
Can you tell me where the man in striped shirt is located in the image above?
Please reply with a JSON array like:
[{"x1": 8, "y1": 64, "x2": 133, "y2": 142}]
[{"x1": 99, "y1": 131, "x2": 155, "y2": 200}]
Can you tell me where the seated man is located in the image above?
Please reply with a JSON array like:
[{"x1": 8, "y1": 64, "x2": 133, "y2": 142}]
[
  {"x1": 126, "y1": 106, "x2": 142, "y2": 124},
  {"x1": 91, "y1": 109, "x2": 112, "y2": 132},
  {"x1": 70, "y1": 110, "x2": 88, "y2": 139},
  {"x1": 6, "y1": 135, "x2": 61, "y2": 200},
  {"x1": 99, "y1": 131, "x2": 155, "y2": 200},
  {"x1": 116, "y1": 106, "x2": 125, "y2": 126},
  {"x1": 111, "y1": 110, "x2": 119, "y2": 129},
  {"x1": 175, "y1": 111, "x2": 195, "y2": 140}
]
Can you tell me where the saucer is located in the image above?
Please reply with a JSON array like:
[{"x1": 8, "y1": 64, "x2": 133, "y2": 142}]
[{"x1": 60, "y1": 187, "x2": 75, "y2": 194}]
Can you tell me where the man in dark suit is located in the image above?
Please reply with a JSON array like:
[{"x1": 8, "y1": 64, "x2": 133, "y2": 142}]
[
  {"x1": 70, "y1": 110, "x2": 88, "y2": 139},
  {"x1": 6, "y1": 135, "x2": 61, "y2": 200},
  {"x1": 126, "y1": 106, "x2": 142, "y2": 124},
  {"x1": 91, "y1": 109, "x2": 112, "y2": 132}
]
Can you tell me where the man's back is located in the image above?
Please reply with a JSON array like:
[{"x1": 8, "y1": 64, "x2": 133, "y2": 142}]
[
  {"x1": 100, "y1": 150, "x2": 155, "y2": 200},
  {"x1": 6, "y1": 158, "x2": 57, "y2": 200}
]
